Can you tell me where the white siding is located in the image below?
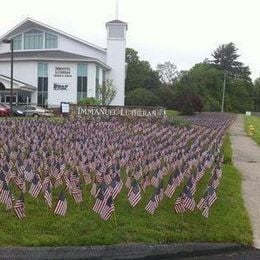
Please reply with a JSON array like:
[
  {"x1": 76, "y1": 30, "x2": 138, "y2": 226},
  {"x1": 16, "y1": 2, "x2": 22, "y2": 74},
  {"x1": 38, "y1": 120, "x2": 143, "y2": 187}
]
[
  {"x1": 0, "y1": 44, "x2": 11, "y2": 53},
  {"x1": 106, "y1": 39, "x2": 126, "y2": 106},
  {"x1": 47, "y1": 62, "x2": 78, "y2": 107},
  {"x1": 0, "y1": 60, "x2": 37, "y2": 86},
  {"x1": 58, "y1": 35, "x2": 106, "y2": 63}
]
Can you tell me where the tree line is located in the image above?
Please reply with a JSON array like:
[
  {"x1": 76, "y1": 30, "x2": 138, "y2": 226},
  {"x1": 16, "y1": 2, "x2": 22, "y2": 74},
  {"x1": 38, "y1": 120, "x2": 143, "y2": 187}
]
[{"x1": 125, "y1": 43, "x2": 260, "y2": 114}]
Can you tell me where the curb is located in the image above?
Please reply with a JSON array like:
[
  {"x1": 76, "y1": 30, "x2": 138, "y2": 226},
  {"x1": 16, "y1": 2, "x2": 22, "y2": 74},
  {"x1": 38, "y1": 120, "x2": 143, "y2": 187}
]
[{"x1": 0, "y1": 243, "x2": 251, "y2": 259}]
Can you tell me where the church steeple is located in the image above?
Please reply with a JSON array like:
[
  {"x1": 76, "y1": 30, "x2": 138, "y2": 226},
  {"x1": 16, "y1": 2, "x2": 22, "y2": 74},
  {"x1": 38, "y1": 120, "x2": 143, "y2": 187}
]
[{"x1": 105, "y1": 1, "x2": 127, "y2": 105}]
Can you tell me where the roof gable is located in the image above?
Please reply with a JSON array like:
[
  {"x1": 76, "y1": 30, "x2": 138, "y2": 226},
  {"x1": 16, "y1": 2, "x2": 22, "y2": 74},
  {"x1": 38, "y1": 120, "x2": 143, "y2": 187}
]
[{"x1": 0, "y1": 17, "x2": 106, "y2": 53}]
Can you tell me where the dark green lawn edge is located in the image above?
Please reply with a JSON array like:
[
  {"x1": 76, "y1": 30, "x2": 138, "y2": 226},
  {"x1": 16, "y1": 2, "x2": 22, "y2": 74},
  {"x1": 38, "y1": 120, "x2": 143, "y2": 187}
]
[{"x1": 244, "y1": 115, "x2": 260, "y2": 145}]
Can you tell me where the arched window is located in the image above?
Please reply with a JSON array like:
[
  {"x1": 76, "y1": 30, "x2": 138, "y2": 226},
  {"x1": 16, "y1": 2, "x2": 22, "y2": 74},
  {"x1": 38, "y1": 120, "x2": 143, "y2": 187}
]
[{"x1": 0, "y1": 82, "x2": 5, "y2": 90}]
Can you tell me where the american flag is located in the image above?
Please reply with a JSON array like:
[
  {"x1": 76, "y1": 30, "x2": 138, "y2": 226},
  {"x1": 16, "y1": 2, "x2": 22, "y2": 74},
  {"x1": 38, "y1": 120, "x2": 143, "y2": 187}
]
[
  {"x1": 209, "y1": 173, "x2": 220, "y2": 189},
  {"x1": 54, "y1": 172, "x2": 63, "y2": 188},
  {"x1": 54, "y1": 191, "x2": 67, "y2": 216},
  {"x1": 186, "y1": 177, "x2": 197, "y2": 196},
  {"x1": 104, "y1": 170, "x2": 112, "y2": 185},
  {"x1": 156, "y1": 180, "x2": 164, "y2": 202},
  {"x1": 14, "y1": 193, "x2": 25, "y2": 219},
  {"x1": 173, "y1": 167, "x2": 182, "y2": 186},
  {"x1": 150, "y1": 171, "x2": 160, "y2": 187},
  {"x1": 202, "y1": 203, "x2": 209, "y2": 218},
  {"x1": 197, "y1": 186, "x2": 217, "y2": 211},
  {"x1": 205, "y1": 186, "x2": 217, "y2": 207},
  {"x1": 72, "y1": 184, "x2": 83, "y2": 203},
  {"x1": 174, "y1": 187, "x2": 195, "y2": 213},
  {"x1": 0, "y1": 181, "x2": 11, "y2": 205},
  {"x1": 128, "y1": 180, "x2": 141, "y2": 207},
  {"x1": 164, "y1": 174, "x2": 176, "y2": 198},
  {"x1": 42, "y1": 175, "x2": 52, "y2": 192},
  {"x1": 174, "y1": 194, "x2": 186, "y2": 214},
  {"x1": 44, "y1": 182, "x2": 52, "y2": 208},
  {"x1": 100, "y1": 195, "x2": 115, "y2": 221},
  {"x1": 110, "y1": 175, "x2": 123, "y2": 200},
  {"x1": 145, "y1": 190, "x2": 160, "y2": 215},
  {"x1": 24, "y1": 163, "x2": 34, "y2": 182},
  {"x1": 0, "y1": 171, "x2": 6, "y2": 188},
  {"x1": 182, "y1": 187, "x2": 196, "y2": 211},
  {"x1": 29, "y1": 175, "x2": 42, "y2": 198},
  {"x1": 93, "y1": 184, "x2": 110, "y2": 214}
]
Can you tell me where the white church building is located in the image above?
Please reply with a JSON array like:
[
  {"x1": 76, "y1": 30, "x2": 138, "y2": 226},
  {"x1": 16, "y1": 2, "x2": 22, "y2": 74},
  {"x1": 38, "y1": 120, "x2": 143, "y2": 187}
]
[{"x1": 0, "y1": 17, "x2": 127, "y2": 107}]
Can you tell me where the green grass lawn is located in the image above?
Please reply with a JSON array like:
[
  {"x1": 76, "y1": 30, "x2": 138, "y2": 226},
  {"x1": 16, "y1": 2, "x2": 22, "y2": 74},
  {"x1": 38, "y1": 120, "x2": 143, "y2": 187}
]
[
  {"x1": 166, "y1": 110, "x2": 179, "y2": 116},
  {"x1": 0, "y1": 134, "x2": 252, "y2": 247},
  {"x1": 245, "y1": 115, "x2": 260, "y2": 145}
]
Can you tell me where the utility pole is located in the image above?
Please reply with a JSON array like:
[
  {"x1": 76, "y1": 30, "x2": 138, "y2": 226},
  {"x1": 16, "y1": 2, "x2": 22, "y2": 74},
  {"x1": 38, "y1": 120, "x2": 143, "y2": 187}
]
[
  {"x1": 221, "y1": 71, "x2": 226, "y2": 113},
  {"x1": 2, "y1": 39, "x2": 14, "y2": 115}
]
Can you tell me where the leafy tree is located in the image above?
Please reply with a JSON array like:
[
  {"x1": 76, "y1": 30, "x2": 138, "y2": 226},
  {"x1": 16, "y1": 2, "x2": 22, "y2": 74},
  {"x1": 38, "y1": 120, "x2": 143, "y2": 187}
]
[
  {"x1": 180, "y1": 99, "x2": 195, "y2": 115},
  {"x1": 211, "y1": 42, "x2": 251, "y2": 81},
  {"x1": 253, "y1": 78, "x2": 260, "y2": 111},
  {"x1": 156, "y1": 61, "x2": 179, "y2": 85},
  {"x1": 154, "y1": 86, "x2": 176, "y2": 109},
  {"x1": 191, "y1": 95, "x2": 203, "y2": 112},
  {"x1": 176, "y1": 62, "x2": 223, "y2": 111},
  {"x1": 227, "y1": 79, "x2": 254, "y2": 113},
  {"x1": 143, "y1": 70, "x2": 161, "y2": 91},
  {"x1": 98, "y1": 79, "x2": 117, "y2": 105},
  {"x1": 125, "y1": 48, "x2": 161, "y2": 93},
  {"x1": 125, "y1": 88, "x2": 160, "y2": 106}
]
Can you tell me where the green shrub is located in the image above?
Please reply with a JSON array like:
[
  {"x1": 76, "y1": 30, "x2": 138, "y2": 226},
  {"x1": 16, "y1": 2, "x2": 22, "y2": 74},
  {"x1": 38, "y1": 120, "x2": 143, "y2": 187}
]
[
  {"x1": 125, "y1": 87, "x2": 160, "y2": 106},
  {"x1": 78, "y1": 97, "x2": 101, "y2": 106}
]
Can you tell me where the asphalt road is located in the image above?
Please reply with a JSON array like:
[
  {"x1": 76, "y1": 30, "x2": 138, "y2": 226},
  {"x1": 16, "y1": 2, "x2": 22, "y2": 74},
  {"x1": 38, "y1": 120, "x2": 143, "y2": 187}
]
[{"x1": 0, "y1": 243, "x2": 258, "y2": 259}]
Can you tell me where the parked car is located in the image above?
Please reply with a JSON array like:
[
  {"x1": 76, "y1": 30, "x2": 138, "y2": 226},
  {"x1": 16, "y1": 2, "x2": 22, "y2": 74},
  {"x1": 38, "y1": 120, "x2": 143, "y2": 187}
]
[
  {"x1": 11, "y1": 105, "x2": 25, "y2": 117},
  {"x1": 0, "y1": 103, "x2": 11, "y2": 117},
  {"x1": 0, "y1": 104, "x2": 26, "y2": 117},
  {"x1": 15, "y1": 105, "x2": 53, "y2": 117}
]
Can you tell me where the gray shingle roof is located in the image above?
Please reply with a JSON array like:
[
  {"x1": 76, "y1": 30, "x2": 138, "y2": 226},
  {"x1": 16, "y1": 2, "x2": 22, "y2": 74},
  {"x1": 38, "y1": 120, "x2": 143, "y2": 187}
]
[{"x1": 106, "y1": 20, "x2": 128, "y2": 29}]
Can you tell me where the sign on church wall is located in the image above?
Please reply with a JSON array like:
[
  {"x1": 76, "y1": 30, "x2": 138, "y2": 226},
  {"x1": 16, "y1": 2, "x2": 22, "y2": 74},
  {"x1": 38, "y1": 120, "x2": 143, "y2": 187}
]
[{"x1": 53, "y1": 66, "x2": 72, "y2": 78}]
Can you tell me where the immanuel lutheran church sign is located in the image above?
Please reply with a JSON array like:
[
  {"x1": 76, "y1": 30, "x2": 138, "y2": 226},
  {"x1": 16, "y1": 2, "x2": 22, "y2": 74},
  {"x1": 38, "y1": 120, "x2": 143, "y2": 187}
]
[{"x1": 66, "y1": 105, "x2": 165, "y2": 118}]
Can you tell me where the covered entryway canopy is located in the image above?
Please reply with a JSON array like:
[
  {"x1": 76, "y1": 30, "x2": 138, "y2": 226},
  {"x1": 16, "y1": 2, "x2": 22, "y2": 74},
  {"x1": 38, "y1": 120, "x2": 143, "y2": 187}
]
[{"x1": 0, "y1": 74, "x2": 36, "y2": 104}]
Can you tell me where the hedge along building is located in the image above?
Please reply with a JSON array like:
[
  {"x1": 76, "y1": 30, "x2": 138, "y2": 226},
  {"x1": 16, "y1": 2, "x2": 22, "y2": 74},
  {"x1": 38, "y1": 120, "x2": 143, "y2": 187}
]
[{"x1": 0, "y1": 17, "x2": 127, "y2": 107}]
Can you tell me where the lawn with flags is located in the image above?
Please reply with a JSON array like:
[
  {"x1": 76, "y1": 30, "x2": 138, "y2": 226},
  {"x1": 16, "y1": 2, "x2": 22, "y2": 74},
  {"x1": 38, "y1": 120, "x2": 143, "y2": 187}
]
[{"x1": 0, "y1": 114, "x2": 253, "y2": 246}]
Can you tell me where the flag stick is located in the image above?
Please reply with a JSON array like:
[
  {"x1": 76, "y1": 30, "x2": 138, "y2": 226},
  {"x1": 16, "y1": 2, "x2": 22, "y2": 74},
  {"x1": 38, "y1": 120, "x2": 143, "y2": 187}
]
[
  {"x1": 113, "y1": 210, "x2": 118, "y2": 230},
  {"x1": 205, "y1": 217, "x2": 208, "y2": 231},
  {"x1": 181, "y1": 212, "x2": 185, "y2": 242}
]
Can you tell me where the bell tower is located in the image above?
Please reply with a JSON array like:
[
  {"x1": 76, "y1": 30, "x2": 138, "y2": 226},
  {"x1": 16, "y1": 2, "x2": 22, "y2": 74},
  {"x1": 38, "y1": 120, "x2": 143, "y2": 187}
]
[{"x1": 106, "y1": 15, "x2": 127, "y2": 105}]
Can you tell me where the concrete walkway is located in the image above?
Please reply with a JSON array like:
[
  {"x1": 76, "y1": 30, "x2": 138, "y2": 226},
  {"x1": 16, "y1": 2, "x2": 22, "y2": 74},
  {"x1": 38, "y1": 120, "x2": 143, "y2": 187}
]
[{"x1": 230, "y1": 115, "x2": 260, "y2": 249}]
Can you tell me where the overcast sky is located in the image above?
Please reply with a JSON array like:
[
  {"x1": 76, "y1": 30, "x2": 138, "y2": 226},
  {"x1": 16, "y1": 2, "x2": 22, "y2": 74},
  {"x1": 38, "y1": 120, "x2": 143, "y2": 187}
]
[{"x1": 1, "y1": 0, "x2": 260, "y2": 80}]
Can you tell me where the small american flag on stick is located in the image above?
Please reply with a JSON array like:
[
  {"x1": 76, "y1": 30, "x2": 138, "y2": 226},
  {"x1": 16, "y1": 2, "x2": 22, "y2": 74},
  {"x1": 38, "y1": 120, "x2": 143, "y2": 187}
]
[
  {"x1": 100, "y1": 195, "x2": 115, "y2": 221},
  {"x1": 14, "y1": 193, "x2": 25, "y2": 219},
  {"x1": 128, "y1": 180, "x2": 141, "y2": 207},
  {"x1": 54, "y1": 191, "x2": 67, "y2": 216},
  {"x1": 29, "y1": 175, "x2": 42, "y2": 198},
  {"x1": 93, "y1": 184, "x2": 110, "y2": 214}
]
